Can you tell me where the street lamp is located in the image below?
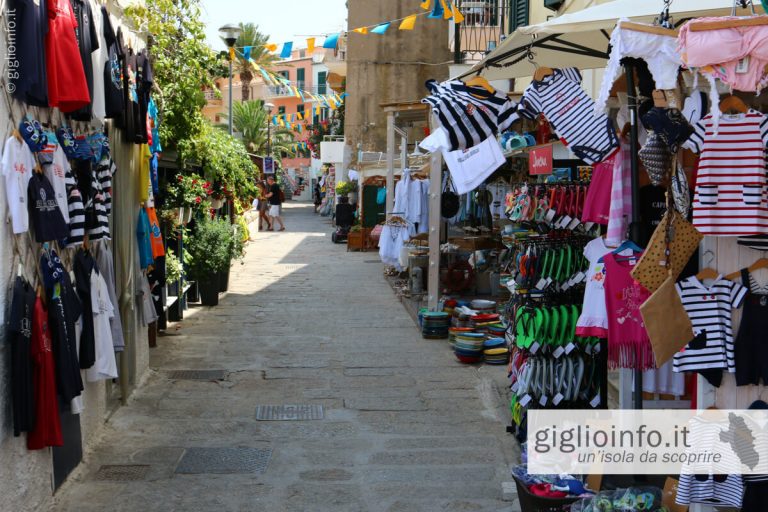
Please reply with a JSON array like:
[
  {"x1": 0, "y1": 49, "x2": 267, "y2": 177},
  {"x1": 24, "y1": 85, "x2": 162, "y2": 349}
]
[
  {"x1": 219, "y1": 23, "x2": 242, "y2": 136},
  {"x1": 264, "y1": 102, "x2": 275, "y2": 158}
]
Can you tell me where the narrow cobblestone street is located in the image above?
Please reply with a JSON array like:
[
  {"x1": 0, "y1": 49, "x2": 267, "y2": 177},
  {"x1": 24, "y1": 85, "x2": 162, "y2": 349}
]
[{"x1": 51, "y1": 202, "x2": 518, "y2": 512}]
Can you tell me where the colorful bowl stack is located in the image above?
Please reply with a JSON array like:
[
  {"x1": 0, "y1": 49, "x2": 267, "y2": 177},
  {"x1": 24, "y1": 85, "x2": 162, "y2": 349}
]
[
  {"x1": 448, "y1": 327, "x2": 475, "y2": 348},
  {"x1": 421, "y1": 312, "x2": 451, "y2": 339},
  {"x1": 471, "y1": 313, "x2": 501, "y2": 333},
  {"x1": 486, "y1": 323, "x2": 507, "y2": 339},
  {"x1": 483, "y1": 338, "x2": 509, "y2": 365},
  {"x1": 471, "y1": 299, "x2": 497, "y2": 313},
  {"x1": 454, "y1": 332, "x2": 485, "y2": 363}
]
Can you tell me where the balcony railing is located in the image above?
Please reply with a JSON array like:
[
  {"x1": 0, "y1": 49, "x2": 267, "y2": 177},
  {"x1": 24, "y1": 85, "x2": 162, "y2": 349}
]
[{"x1": 453, "y1": 0, "x2": 509, "y2": 64}]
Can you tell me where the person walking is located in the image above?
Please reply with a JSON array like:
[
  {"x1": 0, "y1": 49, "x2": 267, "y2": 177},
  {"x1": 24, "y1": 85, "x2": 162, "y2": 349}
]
[
  {"x1": 265, "y1": 175, "x2": 285, "y2": 231},
  {"x1": 256, "y1": 181, "x2": 272, "y2": 231},
  {"x1": 313, "y1": 183, "x2": 322, "y2": 213}
]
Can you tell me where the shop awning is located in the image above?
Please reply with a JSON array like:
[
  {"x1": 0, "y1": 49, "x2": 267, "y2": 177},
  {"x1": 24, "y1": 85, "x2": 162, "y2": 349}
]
[{"x1": 467, "y1": 0, "x2": 766, "y2": 81}]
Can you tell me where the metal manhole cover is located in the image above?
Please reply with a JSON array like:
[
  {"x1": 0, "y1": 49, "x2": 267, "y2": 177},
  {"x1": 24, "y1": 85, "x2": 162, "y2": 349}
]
[
  {"x1": 175, "y1": 448, "x2": 272, "y2": 474},
  {"x1": 168, "y1": 370, "x2": 226, "y2": 381},
  {"x1": 255, "y1": 404, "x2": 324, "y2": 421},
  {"x1": 95, "y1": 465, "x2": 151, "y2": 481}
]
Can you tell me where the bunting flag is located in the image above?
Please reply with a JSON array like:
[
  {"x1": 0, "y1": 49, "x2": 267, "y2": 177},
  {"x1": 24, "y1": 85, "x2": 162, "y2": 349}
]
[
  {"x1": 371, "y1": 22, "x2": 390, "y2": 34},
  {"x1": 420, "y1": 0, "x2": 431, "y2": 9},
  {"x1": 243, "y1": 46, "x2": 252, "y2": 61},
  {"x1": 440, "y1": 0, "x2": 453, "y2": 20},
  {"x1": 280, "y1": 42, "x2": 293, "y2": 58},
  {"x1": 452, "y1": 3, "x2": 465, "y2": 24},
  {"x1": 323, "y1": 33, "x2": 340, "y2": 49},
  {"x1": 266, "y1": 43, "x2": 278, "y2": 52},
  {"x1": 399, "y1": 14, "x2": 418, "y2": 30},
  {"x1": 307, "y1": 37, "x2": 315, "y2": 54},
  {"x1": 353, "y1": 26, "x2": 368, "y2": 34},
  {"x1": 428, "y1": 0, "x2": 444, "y2": 19}
]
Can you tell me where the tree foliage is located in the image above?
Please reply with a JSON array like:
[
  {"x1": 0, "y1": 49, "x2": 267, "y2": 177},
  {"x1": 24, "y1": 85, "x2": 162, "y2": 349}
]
[
  {"x1": 220, "y1": 100, "x2": 297, "y2": 165},
  {"x1": 234, "y1": 23, "x2": 277, "y2": 101}
]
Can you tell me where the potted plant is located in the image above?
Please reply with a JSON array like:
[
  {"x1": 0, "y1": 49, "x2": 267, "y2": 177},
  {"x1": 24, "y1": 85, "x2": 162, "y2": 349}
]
[
  {"x1": 185, "y1": 217, "x2": 235, "y2": 306},
  {"x1": 166, "y1": 173, "x2": 212, "y2": 224},
  {"x1": 335, "y1": 181, "x2": 354, "y2": 202},
  {"x1": 219, "y1": 221, "x2": 245, "y2": 292},
  {"x1": 209, "y1": 181, "x2": 229, "y2": 210}
]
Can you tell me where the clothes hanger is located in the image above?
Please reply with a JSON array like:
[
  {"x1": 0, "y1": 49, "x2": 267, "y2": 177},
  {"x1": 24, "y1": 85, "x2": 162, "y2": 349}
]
[
  {"x1": 720, "y1": 95, "x2": 749, "y2": 114},
  {"x1": 465, "y1": 76, "x2": 495, "y2": 94},
  {"x1": 533, "y1": 64, "x2": 554, "y2": 82},
  {"x1": 725, "y1": 257, "x2": 768, "y2": 280},
  {"x1": 598, "y1": 239, "x2": 643, "y2": 262},
  {"x1": 689, "y1": 16, "x2": 768, "y2": 31},
  {"x1": 619, "y1": 21, "x2": 679, "y2": 37},
  {"x1": 696, "y1": 267, "x2": 720, "y2": 281}
]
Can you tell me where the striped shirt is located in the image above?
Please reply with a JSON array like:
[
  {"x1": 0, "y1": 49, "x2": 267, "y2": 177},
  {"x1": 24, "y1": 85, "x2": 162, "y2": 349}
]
[
  {"x1": 422, "y1": 79, "x2": 519, "y2": 151},
  {"x1": 683, "y1": 110, "x2": 768, "y2": 236},
  {"x1": 674, "y1": 276, "x2": 746, "y2": 373},
  {"x1": 518, "y1": 68, "x2": 618, "y2": 165},
  {"x1": 65, "y1": 171, "x2": 85, "y2": 247}
]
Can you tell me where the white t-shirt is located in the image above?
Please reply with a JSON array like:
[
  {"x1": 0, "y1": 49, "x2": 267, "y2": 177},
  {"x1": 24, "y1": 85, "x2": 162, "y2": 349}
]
[
  {"x1": 42, "y1": 143, "x2": 71, "y2": 224},
  {"x1": 90, "y1": 5, "x2": 108, "y2": 121},
  {"x1": 1, "y1": 137, "x2": 35, "y2": 234},
  {"x1": 576, "y1": 237, "x2": 611, "y2": 338},
  {"x1": 86, "y1": 270, "x2": 118, "y2": 382},
  {"x1": 441, "y1": 136, "x2": 505, "y2": 195}
]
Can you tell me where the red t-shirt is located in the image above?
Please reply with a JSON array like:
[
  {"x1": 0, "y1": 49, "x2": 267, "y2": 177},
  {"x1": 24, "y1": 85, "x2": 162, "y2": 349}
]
[
  {"x1": 46, "y1": 0, "x2": 90, "y2": 112},
  {"x1": 27, "y1": 297, "x2": 63, "y2": 450}
]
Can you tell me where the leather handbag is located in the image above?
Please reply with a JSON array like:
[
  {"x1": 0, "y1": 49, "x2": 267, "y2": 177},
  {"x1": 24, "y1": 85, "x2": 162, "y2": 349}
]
[
  {"x1": 640, "y1": 272, "x2": 694, "y2": 368},
  {"x1": 631, "y1": 192, "x2": 702, "y2": 293}
]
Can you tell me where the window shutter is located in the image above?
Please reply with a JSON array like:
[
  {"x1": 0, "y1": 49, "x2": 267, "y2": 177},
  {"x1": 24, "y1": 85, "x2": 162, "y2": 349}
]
[{"x1": 510, "y1": 0, "x2": 529, "y2": 31}]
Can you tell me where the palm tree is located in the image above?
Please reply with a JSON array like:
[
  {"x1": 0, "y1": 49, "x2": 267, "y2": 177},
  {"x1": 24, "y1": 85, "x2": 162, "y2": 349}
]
[
  {"x1": 235, "y1": 23, "x2": 277, "y2": 101},
  {"x1": 221, "y1": 100, "x2": 298, "y2": 166}
]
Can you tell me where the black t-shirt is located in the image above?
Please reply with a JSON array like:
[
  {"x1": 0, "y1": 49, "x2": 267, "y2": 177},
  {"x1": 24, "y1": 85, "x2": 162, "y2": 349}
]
[
  {"x1": 269, "y1": 184, "x2": 282, "y2": 206},
  {"x1": 135, "y1": 50, "x2": 154, "y2": 144},
  {"x1": 123, "y1": 49, "x2": 141, "y2": 144},
  {"x1": 9, "y1": 0, "x2": 49, "y2": 106},
  {"x1": 70, "y1": 0, "x2": 100, "y2": 121},
  {"x1": 102, "y1": 5, "x2": 124, "y2": 120},
  {"x1": 27, "y1": 173, "x2": 68, "y2": 243},
  {"x1": 73, "y1": 250, "x2": 96, "y2": 369},
  {"x1": 9, "y1": 276, "x2": 36, "y2": 436}
]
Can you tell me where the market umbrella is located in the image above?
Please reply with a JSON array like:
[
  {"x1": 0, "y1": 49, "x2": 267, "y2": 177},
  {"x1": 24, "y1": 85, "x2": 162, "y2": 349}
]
[{"x1": 467, "y1": 0, "x2": 766, "y2": 81}]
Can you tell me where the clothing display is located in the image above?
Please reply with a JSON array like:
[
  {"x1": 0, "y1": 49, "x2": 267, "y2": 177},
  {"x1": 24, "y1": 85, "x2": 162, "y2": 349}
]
[
  {"x1": 576, "y1": 237, "x2": 611, "y2": 338},
  {"x1": 70, "y1": 0, "x2": 100, "y2": 121},
  {"x1": 95, "y1": 242, "x2": 125, "y2": 351},
  {"x1": 581, "y1": 154, "x2": 614, "y2": 225},
  {"x1": 86, "y1": 269, "x2": 117, "y2": 382},
  {"x1": 41, "y1": 140, "x2": 72, "y2": 224},
  {"x1": 683, "y1": 110, "x2": 768, "y2": 236},
  {"x1": 137, "y1": 208, "x2": 154, "y2": 270},
  {"x1": 45, "y1": 0, "x2": 90, "y2": 112},
  {"x1": 27, "y1": 172, "x2": 68, "y2": 243},
  {"x1": 103, "y1": 7, "x2": 125, "y2": 119},
  {"x1": 674, "y1": 276, "x2": 746, "y2": 373},
  {"x1": 518, "y1": 68, "x2": 618, "y2": 164},
  {"x1": 2, "y1": 136, "x2": 36, "y2": 234},
  {"x1": 606, "y1": 143, "x2": 631, "y2": 247},
  {"x1": 734, "y1": 269, "x2": 768, "y2": 386},
  {"x1": 9, "y1": 276, "x2": 37, "y2": 437},
  {"x1": 73, "y1": 249, "x2": 97, "y2": 369},
  {"x1": 89, "y1": 3, "x2": 108, "y2": 120},
  {"x1": 642, "y1": 361, "x2": 686, "y2": 396},
  {"x1": 8, "y1": 0, "x2": 49, "y2": 106}
]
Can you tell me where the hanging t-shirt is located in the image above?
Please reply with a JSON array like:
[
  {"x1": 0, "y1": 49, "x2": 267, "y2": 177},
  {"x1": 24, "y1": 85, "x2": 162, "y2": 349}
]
[
  {"x1": 9, "y1": 276, "x2": 37, "y2": 437},
  {"x1": 47, "y1": 275, "x2": 83, "y2": 403},
  {"x1": 65, "y1": 169, "x2": 86, "y2": 246},
  {"x1": 95, "y1": 154, "x2": 115, "y2": 215},
  {"x1": 27, "y1": 172, "x2": 68, "y2": 243},
  {"x1": 436, "y1": 134, "x2": 506, "y2": 195},
  {"x1": 73, "y1": 249, "x2": 96, "y2": 369},
  {"x1": 576, "y1": 237, "x2": 612, "y2": 338},
  {"x1": 139, "y1": 144, "x2": 151, "y2": 202},
  {"x1": 89, "y1": 3, "x2": 108, "y2": 120},
  {"x1": 123, "y1": 49, "x2": 141, "y2": 143},
  {"x1": 86, "y1": 269, "x2": 117, "y2": 382},
  {"x1": 148, "y1": 99, "x2": 162, "y2": 154},
  {"x1": 674, "y1": 276, "x2": 747, "y2": 373},
  {"x1": 27, "y1": 297, "x2": 63, "y2": 450},
  {"x1": 95, "y1": 242, "x2": 125, "y2": 351},
  {"x1": 683, "y1": 110, "x2": 768, "y2": 236},
  {"x1": 135, "y1": 50, "x2": 154, "y2": 144},
  {"x1": 1, "y1": 136, "x2": 35, "y2": 234},
  {"x1": 41, "y1": 142, "x2": 71, "y2": 224},
  {"x1": 421, "y1": 79, "x2": 520, "y2": 151},
  {"x1": 138, "y1": 273, "x2": 158, "y2": 326},
  {"x1": 145, "y1": 207, "x2": 165, "y2": 258},
  {"x1": 518, "y1": 68, "x2": 619, "y2": 165},
  {"x1": 45, "y1": 0, "x2": 90, "y2": 112},
  {"x1": 149, "y1": 153, "x2": 159, "y2": 197},
  {"x1": 103, "y1": 8, "x2": 125, "y2": 120},
  {"x1": 9, "y1": 0, "x2": 49, "y2": 106},
  {"x1": 69, "y1": 0, "x2": 100, "y2": 121},
  {"x1": 137, "y1": 208, "x2": 154, "y2": 269}
]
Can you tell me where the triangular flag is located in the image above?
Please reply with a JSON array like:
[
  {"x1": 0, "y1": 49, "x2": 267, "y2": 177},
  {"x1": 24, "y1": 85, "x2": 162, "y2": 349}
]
[
  {"x1": 428, "y1": 0, "x2": 444, "y2": 18},
  {"x1": 420, "y1": 0, "x2": 431, "y2": 10},
  {"x1": 297, "y1": 124, "x2": 303, "y2": 133},
  {"x1": 243, "y1": 46, "x2": 252, "y2": 61},
  {"x1": 297, "y1": 112, "x2": 304, "y2": 120},
  {"x1": 272, "y1": 116, "x2": 278, "y2": 125},
  {"x1": 315, "y1": 106, "x2": 321, "y2": 115},
  {"x1": 307, "y1": 37, "x2": 315, "y2": 53},
  {"x1": 280, "y1": 42, "x2": 293, "y2": 59},
  {"x1": 371, "y1": 22, "x2": 390, "y2": 35},
  {"x1": 293, "y1": 87, "x2": 301, "y2": 99},
  {"x1": 323, "y1": 33, "x2": 340, "y2": 49},
  {"x1": 451, "y1": 3, "x2": 464, "y2": 23},
  {"x1": 353, "y1": 27, "x2": 368, "y2": 34},
  {"x1": 399, "y1": 14, "x2": 418, "y2": 30},
  {"x1": 266, "y1": 43, "x2": 278, "y2": 52},
  {"x1": 440, "y1": 0, "x2": 452, "y2": 19}
]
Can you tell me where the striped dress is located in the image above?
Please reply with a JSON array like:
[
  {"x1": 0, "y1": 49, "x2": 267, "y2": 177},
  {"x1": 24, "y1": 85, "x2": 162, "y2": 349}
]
[
  {"x1": 673, "y1": 276, "x2": 746, "y2": 373},
  {"x1": 683, "y1": 110, "x2": 768, "y2": 236}
]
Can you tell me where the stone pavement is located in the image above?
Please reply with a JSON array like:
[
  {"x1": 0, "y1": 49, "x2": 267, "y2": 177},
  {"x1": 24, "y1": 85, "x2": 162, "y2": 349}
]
[{"x1": 51, "y1": 202, "x2": 520, "y2": 512}]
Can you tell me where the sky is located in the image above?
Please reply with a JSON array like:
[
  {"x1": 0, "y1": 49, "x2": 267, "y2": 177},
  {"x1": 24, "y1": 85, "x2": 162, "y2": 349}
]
[{"x1": 201, "y1": 0, "x2": 349, "y2": 52}]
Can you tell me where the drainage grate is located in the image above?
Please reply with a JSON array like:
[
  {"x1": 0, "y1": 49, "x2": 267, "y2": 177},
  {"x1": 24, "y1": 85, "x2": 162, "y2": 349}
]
[
  {"x1": 175, "y1": 447, "x2": 272, "y2": 474},
  {"x1": 168, "y1": 370, "x2": 226, "y2": 381},
  {"x1": 255, "y1": 404, "x2": 324, "y2": 421},
  {"x1": 94, "y1": 465, "x2": 151, "y2": 481}
]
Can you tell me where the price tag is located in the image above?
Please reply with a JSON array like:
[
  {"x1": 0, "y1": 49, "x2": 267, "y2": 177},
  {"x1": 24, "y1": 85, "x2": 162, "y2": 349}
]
[
  {"x1": 568, "y1": 275, "x2": 578, "y2": 287},
  {"x1": 511, "y1": 381, "x2": 520, "y2": 394},
  {"x1": 529, "y1": 342, "x2": 540, "y2": 354},
  {"x1": 559, "y1": 215, "x2": 573, "y2": 229},
  {"x1": 552, "y1": 346, "x2": 565, "y2": 359},
  {"x1": 535, "y1": 278, "x2": 548, "y2": 290},
  {"x1": 545, "y1": 277, "x2": 553, "y2": 287},
  {"x1": 565, "y1": 342, "x2": 577, "y2": 355},
  {"x1": 573, "y1": 271, "x2": 586, "y2": 284},
  {"x1": 519, "y1": 394, "x2": 532, "y2": 407},
  {"x1": 593, "y1": 342, "x2": 601, "y2": 354},
  {"x1": 552, "y1": 393, "x2": 564, "y2": 406},
  {"x1": 545, "y1": 209, "x2": 557, "y2": 223},
  {"x1": 584, "y1": 343, "x2": 593, "y2": 355},
  {"x1": 736, "y1": 56, "x2": 750, "y2": 74},
  {"x1": 590, "y1": 394, "x2": 602, "y2": 408},
  {"x1": 567, "y1": 218, "x2": 581, "y2": 231},
  {"x1": 584, "y1": 222, "x2": 595, "y2": 232},
  {"x1": 560, "y1": 281, "x2": 570, "y2": 292},
  {"x1": 539, "y1": 395, "x2": 549, "y2": 407}
]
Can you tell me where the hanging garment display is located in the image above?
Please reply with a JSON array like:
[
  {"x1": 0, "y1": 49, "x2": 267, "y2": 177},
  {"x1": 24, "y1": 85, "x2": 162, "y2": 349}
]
[
  {"x1": 45, "y1": 0, "x2": 91, "y2": 112},
  {"x1": 70, "y1": 0, "x2": 100, "y2": 121},
  {"x1": 642, "y1": 361, "x2": 686, "y2": 396},
  {"x1": 733, "y1": 269, "x2": 768, "y2": 386},
  {"x1": 683, "y1": 109, "x2": 768, "y2": 236},
  {"x1": 136, "y1": 208, "x2": 154, "y2": 270},
  {"x1": 8, "y1": 276, "x2": 37, "y2": 437},
  {"x1": 145, "y1": 207, "x2": 165, "y2": 259},
  {"x1": 27, "y1": 172, "x2": 68, "y2": 243},
  {"x1": 95, "y1": 242, "x2": 125, "y2": 351},
  {"x1": 1, "y1": 135, "x2": 35, "y2": 234},
  {"x1": 518, "y1": 68, "x2": 619, "y2": 165},
  {"x1": 606, "y1": 143, "x2": 631, "y2": 247},
  {"x1": 576, "y1": 237, "x2": 612, "y2": 338},
  {"x1": 422, "y1": 79, "x2": 519, "y2": 151},
  {"x1": 581, "y1": 153, "x2": 616, "y2": 226},
  {"x1": 40, "y1": 138, "x2": 72, "y2": 225},
  {"x1": 89, "y1": 4, "x2": 109, "y2": 121},
  {"x1": 86, "y1": 269, "x2": 117, "y2": 382},
  {"x1": 73, "y1": 249, "x2": 97, "y2": 369},
  {"x1": 27, "y1": 296, "x2": 63, "y2": 450},
  {"x1": 135, "y1": 50, "x2": 154, "y2": 144},
  {"x1": 103, "y1": 6, "x2": 125, "y2": 120},
  {"x1": 8, "y1": 0, "x2": 49, "y2": 106}
]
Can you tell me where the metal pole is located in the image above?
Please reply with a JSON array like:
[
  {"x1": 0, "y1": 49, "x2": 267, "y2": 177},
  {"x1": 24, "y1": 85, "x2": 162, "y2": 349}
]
[
  {"x1": 453, "y1": 3, "x2": 462, "y2": 64},
  {"x1": 427, "y1": 145, "x2": 442, "y2": 311},
  {"x1": 267, "y1": 121, "x2": 271, "y2": 157},
  {"x1": 385, "y1": 112, "x2": 395, "y2": 214},
  {"x1": 623, "y1": 62, "x2": 643, "y2": 410},
  {"x1": 228, "y1": 58, "x2": 234, "y2": 136}
]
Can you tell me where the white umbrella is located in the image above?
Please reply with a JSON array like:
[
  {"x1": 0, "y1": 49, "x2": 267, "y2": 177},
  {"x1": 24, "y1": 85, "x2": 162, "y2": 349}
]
[{"x1": 467, "y1": 0, "x2": 765, "y2": 80}]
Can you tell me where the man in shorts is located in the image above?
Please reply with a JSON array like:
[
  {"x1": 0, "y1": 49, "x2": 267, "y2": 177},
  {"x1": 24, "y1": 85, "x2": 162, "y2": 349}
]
[{"x1": 265, "y1": 175, "x2": 285, "y2": 231}]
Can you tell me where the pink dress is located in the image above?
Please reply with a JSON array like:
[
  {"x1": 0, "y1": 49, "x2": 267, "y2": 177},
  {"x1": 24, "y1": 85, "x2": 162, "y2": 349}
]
[
  {"x1": 582, "y1": 153, "x2": 615, "y2": 225},
  {"x1": 603, "y1": 252, "x2": 654, "y2": 370}
]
